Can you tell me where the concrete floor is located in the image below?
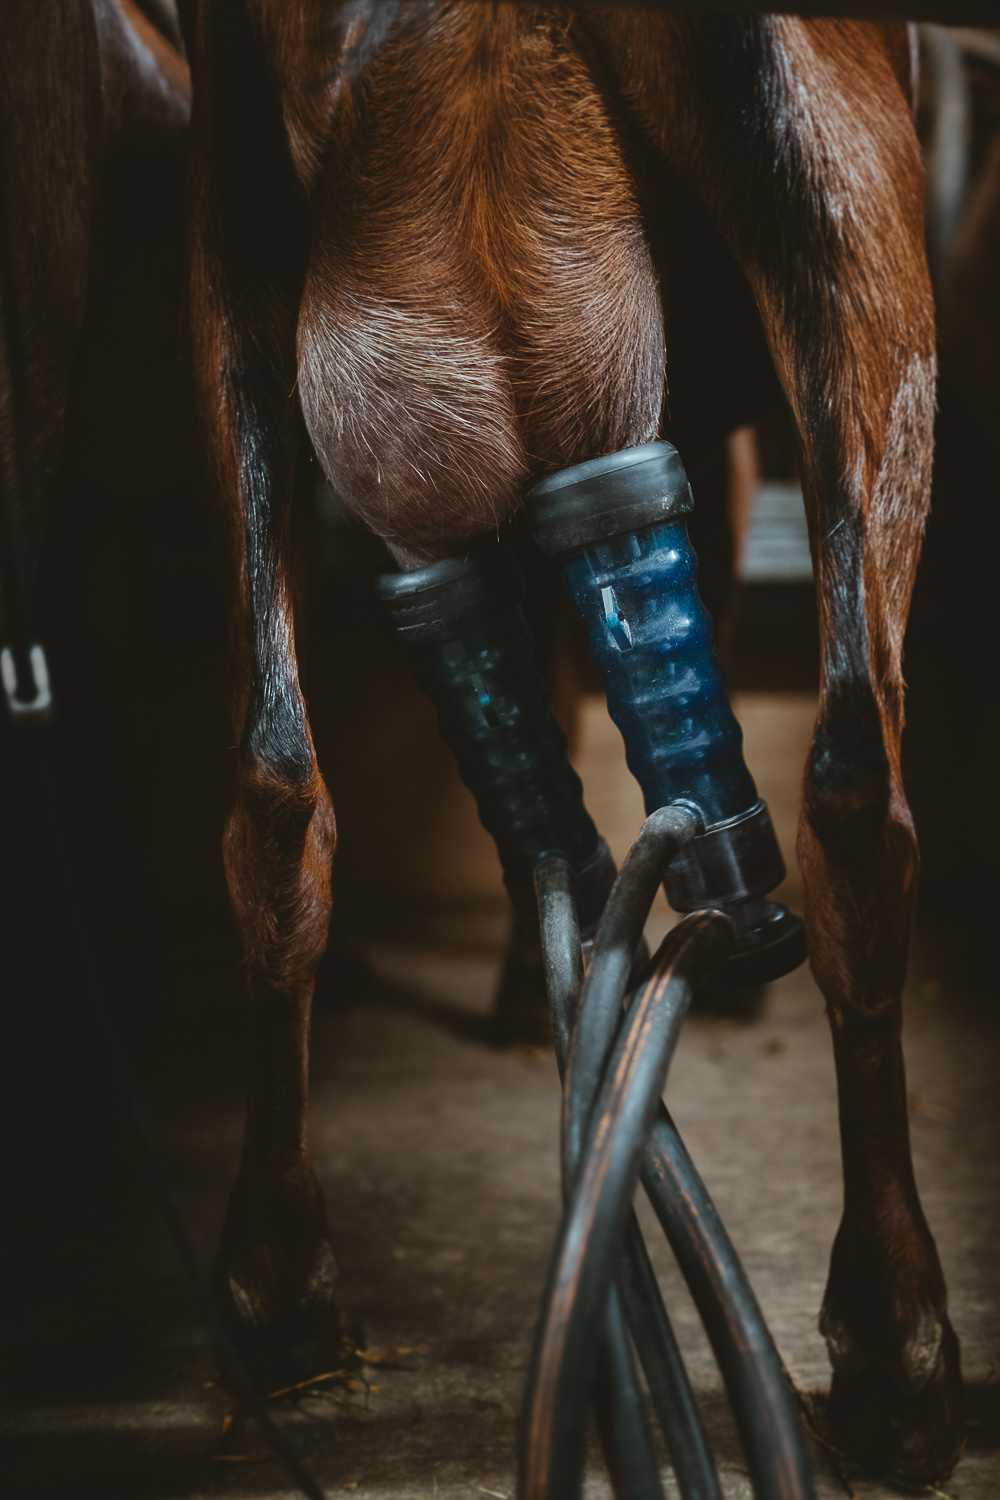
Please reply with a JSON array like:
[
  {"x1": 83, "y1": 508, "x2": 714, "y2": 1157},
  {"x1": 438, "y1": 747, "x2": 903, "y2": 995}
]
[{"x1": 2, "y1": 692, "x2": 998, "y2": 1500}]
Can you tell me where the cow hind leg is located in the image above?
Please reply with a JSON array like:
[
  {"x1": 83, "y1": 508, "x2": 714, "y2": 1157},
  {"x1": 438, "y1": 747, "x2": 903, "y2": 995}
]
[
  {"x1": 715, "y1": 23, "x2": 964, "y2": 1479},
  {"x1": 204, "y1": 408, "x2": 340, "y2": 1379},
  {"x1": 214, "y1": 698, "x2": 339, "y2": 1383},
  {"x1": 184, "y1": 16, "x2": 342, "y2": 1376},
  {"x1": 800, "y1": 435, "x2": 964, "y2": 1481},
  {"x1": 609, "y1": 14, "x2": 967, "y2": 1478}
]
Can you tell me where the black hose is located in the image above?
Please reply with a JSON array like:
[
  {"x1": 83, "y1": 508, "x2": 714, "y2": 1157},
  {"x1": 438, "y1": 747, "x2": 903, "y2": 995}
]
[
  {"x1": 533, "y1": 816, "x2": 816, "y2": 1500},
  {"x1": 535, "y1": 855, "x2": 583, "y2": 1074},
  {"x1": 593, "y1": 1288, "x2": 667, "y2": 1500},
  {"x1": 617, "y1": 1219, "x2": 724, "y2": 1500},
  {"x1": 642, "y1": 1107, "x2": 816, "y2": 1500},
  {"x1": 536, "y1": 855, "x2": 722, "y2": 1500},
  {"x1": 521, "y1": 910, "x2": 732, "y2": 1500},
  {"x1": 535, "y1": 855, "x2": 666, "y2": 1500},
  {"x1": 563, "y1": 806, "x2": 699, "y2": 1174}
]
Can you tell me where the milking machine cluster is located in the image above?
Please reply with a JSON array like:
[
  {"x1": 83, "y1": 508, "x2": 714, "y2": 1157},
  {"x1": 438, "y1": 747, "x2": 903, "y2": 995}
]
[{"x1": 379, "y1": 442, "x2": 815, "y2": 1500}]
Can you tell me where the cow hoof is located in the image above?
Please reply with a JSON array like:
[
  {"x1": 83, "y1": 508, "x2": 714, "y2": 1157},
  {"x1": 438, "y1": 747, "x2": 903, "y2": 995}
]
[
  {"x1": 213, "y1": 1159, "x2": 346, "y2": 1390},
  {"x1": 822, "y1": 1310, "x2": 965, "y2": 1482},
  {"x1": 213, "y1": 1234, "x2": 345, "y2": 1390}
]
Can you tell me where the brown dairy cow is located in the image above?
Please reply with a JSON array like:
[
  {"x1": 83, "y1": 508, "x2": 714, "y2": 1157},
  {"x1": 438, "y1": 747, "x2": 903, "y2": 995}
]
[{"x1": 170, "y1": 1, "x2": 957, "y2": 1481}]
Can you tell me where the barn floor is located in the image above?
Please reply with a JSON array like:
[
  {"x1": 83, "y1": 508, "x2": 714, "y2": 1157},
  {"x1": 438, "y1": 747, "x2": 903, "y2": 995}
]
[{"x1": 1, "y1": 684, "x2": 998, "y2": 1500}]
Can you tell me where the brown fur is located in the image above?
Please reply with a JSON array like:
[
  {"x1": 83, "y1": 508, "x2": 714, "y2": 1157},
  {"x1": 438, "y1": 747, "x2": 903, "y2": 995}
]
[
  {"x1": 297, "y1": 7, "x2": 664, "y2": 561},
  {"x1": 180, "y1": 1, "x2": 961, "y2": 1475}
]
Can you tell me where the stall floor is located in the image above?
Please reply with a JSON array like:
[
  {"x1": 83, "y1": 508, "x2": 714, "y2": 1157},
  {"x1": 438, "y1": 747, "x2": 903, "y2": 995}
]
[{"x1": 2, "y1": 694, "x2": 997, "y2": 1500}]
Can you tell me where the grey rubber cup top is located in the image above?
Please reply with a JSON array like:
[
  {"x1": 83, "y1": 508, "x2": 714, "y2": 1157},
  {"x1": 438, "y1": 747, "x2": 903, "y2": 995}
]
[
  {"x1": 526, "y1": 441, "x2": 694, "y2": 557},
  {"x1": 376, "y1": 549, "x2": 522, "y2": 647}
]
